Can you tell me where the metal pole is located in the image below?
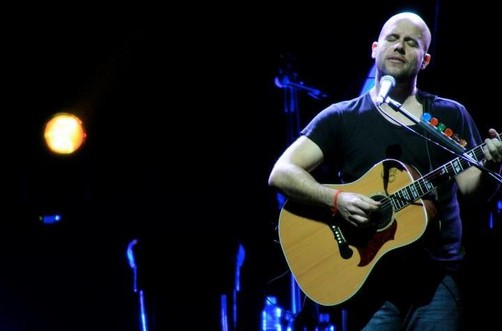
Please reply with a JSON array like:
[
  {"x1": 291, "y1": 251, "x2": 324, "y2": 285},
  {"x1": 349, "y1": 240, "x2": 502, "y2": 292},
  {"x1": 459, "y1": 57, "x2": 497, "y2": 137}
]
[
  {"x1": 127, "y1": 239, "x2": 149, "y2": 331},
  {"x1": 275, "y1": 55, "x2": 327, "y2": 328}
]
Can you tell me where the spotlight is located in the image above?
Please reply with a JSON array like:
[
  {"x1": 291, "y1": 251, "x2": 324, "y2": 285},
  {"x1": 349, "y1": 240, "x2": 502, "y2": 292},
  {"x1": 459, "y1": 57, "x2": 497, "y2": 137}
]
[{"x1": 44, "y1": 113, "x2": 86, "y2": 154}]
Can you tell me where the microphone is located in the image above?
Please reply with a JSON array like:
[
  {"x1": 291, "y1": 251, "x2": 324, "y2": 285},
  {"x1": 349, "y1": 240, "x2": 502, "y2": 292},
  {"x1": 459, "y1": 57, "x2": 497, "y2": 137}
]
[
  {"x1": 127, "y1": 239, "x2": 138, "y2": 292},
  {"x1": 127, "y1": 239, "x2": 138, "y2": 269},
  {"x1": 376, "y1": 75, "x2": 396, "y2": 105}
]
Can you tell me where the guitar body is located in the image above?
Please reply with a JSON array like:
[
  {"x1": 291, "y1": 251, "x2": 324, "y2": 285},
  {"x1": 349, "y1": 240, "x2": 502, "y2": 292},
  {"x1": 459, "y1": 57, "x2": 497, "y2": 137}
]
[{"x1": 278, "y1": 159, "x2": 436, "y2": 306}]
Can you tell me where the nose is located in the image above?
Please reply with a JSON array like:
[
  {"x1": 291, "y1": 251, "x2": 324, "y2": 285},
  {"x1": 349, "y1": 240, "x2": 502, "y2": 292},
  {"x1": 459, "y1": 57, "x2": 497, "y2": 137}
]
[{"x1": 394, "y1": 42, "x2": 405, "y2": 54}]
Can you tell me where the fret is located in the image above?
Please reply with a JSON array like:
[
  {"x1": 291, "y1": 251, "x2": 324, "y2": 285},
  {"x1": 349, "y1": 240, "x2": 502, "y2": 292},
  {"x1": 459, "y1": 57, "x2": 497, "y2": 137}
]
[
  {"x1": 402, "y1": 187, "x2": 411, "y2": 201},
  {"x1": 438, "y1": 165, "x2": 447, "y2": 176},
  {"x1": 417, "y1": 180, "x2": 428, "y2": 195},
  {"x1": 466, "y1": 150, "x2": 477, "y2": 161},
  {"x1": 414, "y1": 181, "x2": 424, "y2": 195},
  {"x1": 424, "y1": 179, "x2": 434, "y2": 191},
  {"x1": 391, "y1": 198, "x2": 398, "y2": 210},
  {"x1": 409, "y1": 184, "x2": 419, "y2": 199},
  {"x1": 396, "y1": 191, "x2": 405, "y2": 209},
  {"x1": 451, "y1": 159, "x2": 464, "y2": 175}
]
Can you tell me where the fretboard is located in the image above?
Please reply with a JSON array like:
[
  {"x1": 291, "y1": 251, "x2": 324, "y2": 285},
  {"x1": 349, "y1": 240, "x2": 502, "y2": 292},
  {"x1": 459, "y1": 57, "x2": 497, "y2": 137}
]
[{"x1": 391, "y1": 133, "x2": 500, "y2": 210}]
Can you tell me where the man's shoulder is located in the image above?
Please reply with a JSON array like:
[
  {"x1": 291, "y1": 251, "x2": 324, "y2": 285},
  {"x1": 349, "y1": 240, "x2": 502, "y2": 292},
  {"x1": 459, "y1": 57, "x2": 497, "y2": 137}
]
[{"x1": 330, "y1": 93, "x2": 371, "y2": 111}]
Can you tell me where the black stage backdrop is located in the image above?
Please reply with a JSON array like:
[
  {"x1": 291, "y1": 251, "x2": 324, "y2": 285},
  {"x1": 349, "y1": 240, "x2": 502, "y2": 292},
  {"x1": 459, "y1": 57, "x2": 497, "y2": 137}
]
[{"x1": 2, "y1": 2, "x2": 501, "y2": 330}]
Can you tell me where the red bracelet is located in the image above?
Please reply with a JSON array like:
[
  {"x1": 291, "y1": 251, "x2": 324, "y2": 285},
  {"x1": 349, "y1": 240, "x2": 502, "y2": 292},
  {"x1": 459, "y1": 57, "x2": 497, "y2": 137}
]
[{"x1": 331, "y1": 190, "x2": 343, "y2": 216}]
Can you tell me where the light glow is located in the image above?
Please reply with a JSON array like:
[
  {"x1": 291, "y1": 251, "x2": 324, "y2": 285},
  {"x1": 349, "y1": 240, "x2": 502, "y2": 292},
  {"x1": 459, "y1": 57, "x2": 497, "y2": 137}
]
[{"x1": 44, "y1": 113, "x2": 86, "y2": 154}]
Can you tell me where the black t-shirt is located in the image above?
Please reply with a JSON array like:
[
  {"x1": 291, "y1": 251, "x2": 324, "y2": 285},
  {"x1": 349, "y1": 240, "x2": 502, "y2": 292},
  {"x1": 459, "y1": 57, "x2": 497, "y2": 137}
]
[{"x1": 301, "y1": 90, "x2": 483, "y2": 268}]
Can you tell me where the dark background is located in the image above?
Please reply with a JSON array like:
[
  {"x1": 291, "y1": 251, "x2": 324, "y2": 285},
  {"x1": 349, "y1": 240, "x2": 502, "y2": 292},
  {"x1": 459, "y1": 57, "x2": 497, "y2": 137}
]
[{"x1": 2, "y1": 2, "x2": 501, "y2": 330}]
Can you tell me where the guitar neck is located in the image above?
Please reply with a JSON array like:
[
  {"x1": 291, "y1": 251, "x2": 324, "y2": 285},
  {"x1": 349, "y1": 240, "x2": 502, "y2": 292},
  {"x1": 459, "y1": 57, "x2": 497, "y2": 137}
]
[{"x1": 392, "y1": 134, "x2": 500, "y2": 211}]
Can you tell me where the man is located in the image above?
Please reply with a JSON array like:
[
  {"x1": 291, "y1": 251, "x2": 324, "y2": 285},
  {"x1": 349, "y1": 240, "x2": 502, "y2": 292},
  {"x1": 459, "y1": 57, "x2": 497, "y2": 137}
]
[{"x1": 268, "y1": 12, "x2": 501, "y2": 330}]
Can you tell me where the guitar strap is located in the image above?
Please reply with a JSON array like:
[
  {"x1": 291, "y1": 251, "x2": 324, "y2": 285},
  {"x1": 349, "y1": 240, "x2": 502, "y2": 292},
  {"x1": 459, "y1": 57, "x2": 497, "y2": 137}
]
[{"x1": 421, "y1": 92, "x2": 439, "y2": 201}]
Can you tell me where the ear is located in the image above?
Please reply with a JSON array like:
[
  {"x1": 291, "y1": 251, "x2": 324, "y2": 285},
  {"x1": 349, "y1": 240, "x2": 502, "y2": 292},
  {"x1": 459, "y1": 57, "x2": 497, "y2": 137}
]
[
  {"x1": 421, "y1": 53, "x2": 431, "y2": 69},
  {"x1": 371, "y1": 42, "x2": 378, "y2": 59}
]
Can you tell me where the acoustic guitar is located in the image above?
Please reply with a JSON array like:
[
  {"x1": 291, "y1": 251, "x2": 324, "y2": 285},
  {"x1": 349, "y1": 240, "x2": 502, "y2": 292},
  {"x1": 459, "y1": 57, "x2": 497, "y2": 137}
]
[{"x1": 278, "y1": 135, "x2": 498, "y2": 306}]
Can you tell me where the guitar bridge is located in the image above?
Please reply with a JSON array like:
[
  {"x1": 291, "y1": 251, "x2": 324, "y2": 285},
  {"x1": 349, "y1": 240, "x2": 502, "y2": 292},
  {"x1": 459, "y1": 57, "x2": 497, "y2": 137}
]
[{"x1": 330, "y1": 224, "x2": 353, "y2": 259}]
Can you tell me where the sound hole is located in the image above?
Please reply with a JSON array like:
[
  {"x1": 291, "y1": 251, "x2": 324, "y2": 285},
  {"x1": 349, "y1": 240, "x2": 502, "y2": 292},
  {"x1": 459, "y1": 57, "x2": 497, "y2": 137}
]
[{"x1": 370, "y1": 194, "x2": 393, "y2": 231}]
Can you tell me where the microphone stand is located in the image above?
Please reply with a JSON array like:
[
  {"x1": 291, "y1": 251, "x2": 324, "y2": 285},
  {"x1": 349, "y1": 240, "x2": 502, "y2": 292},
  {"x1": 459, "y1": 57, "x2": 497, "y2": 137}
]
[
  {"x1": 384, "y1": 97, "x2": 502, "y2": 184},
  {"x1": 274, "y1": 64, "x2": 329, "y2": 328},
  {"x1": 127, "y1": 239, "x2": 149, "y2": 331},
  {"x1": 233, "y1": 243, "x2": 245, "y2": 331}
]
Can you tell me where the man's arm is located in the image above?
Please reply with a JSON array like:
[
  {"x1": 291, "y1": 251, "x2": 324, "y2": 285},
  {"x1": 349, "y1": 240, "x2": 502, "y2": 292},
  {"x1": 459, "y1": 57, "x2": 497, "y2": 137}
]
[
  {"x1": 268, "y1": 135, "x2": 335, "y2": 208},
  {"x1": 456, "y1": 128, "x2": 502, "y2": 201},
  {"x1": 268, "y1": 135, "x2": 381, "y2": 228}
]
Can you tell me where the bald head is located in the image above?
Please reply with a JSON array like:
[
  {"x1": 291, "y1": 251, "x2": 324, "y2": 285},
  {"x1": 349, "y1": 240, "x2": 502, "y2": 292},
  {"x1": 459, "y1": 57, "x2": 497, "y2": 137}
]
[{"x1": 379, "y1": 12, "x2": 431, "y2": 52}]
